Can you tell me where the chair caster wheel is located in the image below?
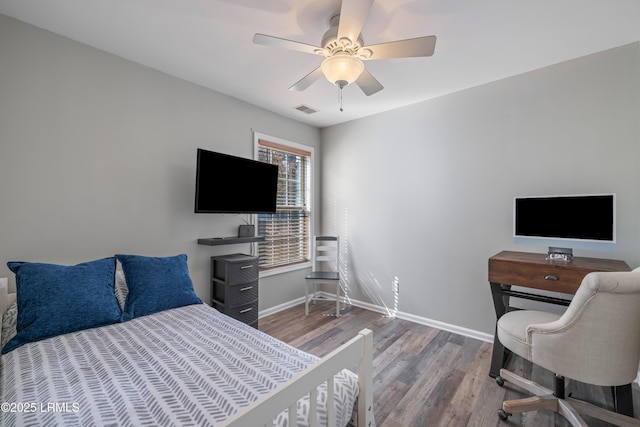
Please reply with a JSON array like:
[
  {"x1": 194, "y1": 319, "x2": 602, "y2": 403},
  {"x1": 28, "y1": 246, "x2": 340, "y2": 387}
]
[
  {"x1": 497, "y1": 408, "x2": 510, "y2": 421},
  {"x1": 495, "y1": 376, "x2": 505, "y2": 387}
]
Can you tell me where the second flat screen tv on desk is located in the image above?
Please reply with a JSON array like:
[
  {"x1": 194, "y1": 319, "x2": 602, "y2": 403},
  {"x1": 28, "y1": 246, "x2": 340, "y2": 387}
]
[{"x1": 513, "y1": 193, "x2": 615, "y2": 254}]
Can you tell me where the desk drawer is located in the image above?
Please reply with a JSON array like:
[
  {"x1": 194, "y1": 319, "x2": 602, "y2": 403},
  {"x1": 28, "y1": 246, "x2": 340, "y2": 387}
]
[{"x1": 489, "y1": 259, "x2": 585, "y2": 294}]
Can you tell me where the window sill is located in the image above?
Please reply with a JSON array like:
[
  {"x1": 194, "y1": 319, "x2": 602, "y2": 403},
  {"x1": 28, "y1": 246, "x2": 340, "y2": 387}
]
[{"x1": 260, "y1": 261, "x2": 311, "y2": 278}]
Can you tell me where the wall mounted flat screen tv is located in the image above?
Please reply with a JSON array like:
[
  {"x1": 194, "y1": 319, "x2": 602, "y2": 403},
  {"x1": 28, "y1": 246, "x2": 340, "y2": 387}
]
[
  {"x1": 194, "y1": 148, "x2": 278, "y2": 214},
  {"x1": 513, "y1": 194, "x2": 616, "y2": 248}
]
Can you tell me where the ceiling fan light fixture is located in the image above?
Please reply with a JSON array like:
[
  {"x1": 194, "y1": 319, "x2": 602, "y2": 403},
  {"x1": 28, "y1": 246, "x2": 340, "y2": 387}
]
[{"x1": 321, "y1": 54, "x2": 364, "y2": 87}]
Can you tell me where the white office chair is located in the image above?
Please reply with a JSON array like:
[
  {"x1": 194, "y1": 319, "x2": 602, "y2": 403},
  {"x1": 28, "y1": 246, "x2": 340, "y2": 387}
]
[
  {"x1": 496, "y1": 267, "x2": 640, "y2": 427},
  {"x1": 305, "y1": 236, "x2": 343, "y2": 317}
]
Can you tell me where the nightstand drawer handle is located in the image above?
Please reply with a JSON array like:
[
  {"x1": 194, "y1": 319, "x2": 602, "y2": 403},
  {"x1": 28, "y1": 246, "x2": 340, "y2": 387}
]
[
  {"x1": 240, "y1": 286, "x2": 253, "y2": 292},
  {"x1": 240, "y1": 265, "x2": 255, "y2": 269},
  {"x1": 544, "y1": 274, "x2": 559, "y2": 281},
  {"x1": 239, "y1": 307, "x2": 253, "y2": 314}
]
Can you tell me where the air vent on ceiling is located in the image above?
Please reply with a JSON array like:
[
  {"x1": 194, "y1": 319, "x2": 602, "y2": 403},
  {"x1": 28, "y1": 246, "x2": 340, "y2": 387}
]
[{"x1": 294, "y1": 105, "x2": 317, "y2": 115}]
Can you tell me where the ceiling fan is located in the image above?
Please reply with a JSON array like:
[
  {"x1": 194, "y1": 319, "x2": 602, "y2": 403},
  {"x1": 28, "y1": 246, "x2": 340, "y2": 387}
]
[{"x1": 253, "y1": 0, "x2": 436, "y2": 106}]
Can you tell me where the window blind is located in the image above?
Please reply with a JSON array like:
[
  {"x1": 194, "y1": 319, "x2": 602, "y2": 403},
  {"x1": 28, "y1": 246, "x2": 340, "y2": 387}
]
[{"x1": 257, "y1": 139, "x2": 311, "y2": 270}]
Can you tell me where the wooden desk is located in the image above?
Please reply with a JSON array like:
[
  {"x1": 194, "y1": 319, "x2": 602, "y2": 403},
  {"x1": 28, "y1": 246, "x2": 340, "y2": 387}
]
[{"x1": 488, "y1": 251, "x2": 632, "y2": 413}]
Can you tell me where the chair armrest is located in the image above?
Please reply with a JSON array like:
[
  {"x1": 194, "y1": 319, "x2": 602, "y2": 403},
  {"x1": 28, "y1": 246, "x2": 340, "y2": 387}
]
[{"x1": 528, "y1": 269, "x2": 640, "y2": 386}]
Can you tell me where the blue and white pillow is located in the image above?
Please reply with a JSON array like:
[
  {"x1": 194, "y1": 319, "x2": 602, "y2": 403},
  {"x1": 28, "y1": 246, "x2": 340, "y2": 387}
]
[
  {"x1": 2, "y1": 257, "x2": 121, "y2": 354},
  {"x1": 116, "y1": 254, "x2": 201, "y2": 321}
]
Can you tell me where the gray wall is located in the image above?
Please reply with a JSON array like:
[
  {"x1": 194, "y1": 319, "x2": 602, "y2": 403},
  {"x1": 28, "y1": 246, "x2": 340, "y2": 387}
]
[
  {"x1": 321, "y1": 42, "x2": 640, "y2": 335},
  {"x1": 0, "y1": 14, "x2": 321, "y2": 309}
]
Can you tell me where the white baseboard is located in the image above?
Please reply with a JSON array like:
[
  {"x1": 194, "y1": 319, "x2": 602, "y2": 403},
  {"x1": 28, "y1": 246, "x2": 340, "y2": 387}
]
[
  {"x1": 343, "y1": 294, "x2": 494, "y2": 343},
  {"x1": 258, "y1": 296, "x2": 305, "y2": 319},
  {"x1": 259, "y1": 292, "x2": 494, "y2": 344}
]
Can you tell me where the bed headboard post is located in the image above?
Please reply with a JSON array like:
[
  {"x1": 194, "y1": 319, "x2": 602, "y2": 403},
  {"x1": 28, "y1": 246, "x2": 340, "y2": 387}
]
[{"x1": 1, "y1": 277, "x2": 10, "y2": 316}]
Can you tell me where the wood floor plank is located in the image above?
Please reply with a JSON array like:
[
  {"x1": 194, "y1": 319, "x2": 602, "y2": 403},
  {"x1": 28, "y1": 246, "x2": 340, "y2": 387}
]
[
  {"x1": 375, "y1": 380, "x2": 411, "y2": 425},
  {"x1": 259, "y1": 303, "x2": 639, "y2": 426},
  {"x1": 384, "y1": 342, "x2": 463, "y2": 426},
  {"x1": 467, "y1": 375, "x2": 506, "y2": 427},
  {"x1": 372, "y1": 329, "x2": 417, "y2": 378},
  {"x1": 451, "y1": 341, "x2": 493, "y2": 411},
  {"x1": 415, "y1": 368, "x2": 466, "y2": 426},
  {"x1": 405, "y1": 323, "x2": 440, "y2": 355}
]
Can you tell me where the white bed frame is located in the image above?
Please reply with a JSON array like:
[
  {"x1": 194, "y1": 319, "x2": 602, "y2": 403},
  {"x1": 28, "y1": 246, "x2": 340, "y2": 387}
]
[
  {"x1": 0, "y1": 279, "x2": 375, "y2": 427},
  {"x1": 0, "y1": 278, "x2": 15, "y2": 321}
]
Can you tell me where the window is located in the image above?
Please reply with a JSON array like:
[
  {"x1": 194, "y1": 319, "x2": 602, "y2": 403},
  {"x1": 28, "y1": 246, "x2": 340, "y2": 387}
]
[{"x1": 255, "y1": 134, "x2": 312, "y2": 273}]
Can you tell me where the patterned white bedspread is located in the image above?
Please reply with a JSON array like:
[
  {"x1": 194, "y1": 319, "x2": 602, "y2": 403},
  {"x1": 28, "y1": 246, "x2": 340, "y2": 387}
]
[{"x1": 0, "y1": 304, "x2": 358, "y2": 426}]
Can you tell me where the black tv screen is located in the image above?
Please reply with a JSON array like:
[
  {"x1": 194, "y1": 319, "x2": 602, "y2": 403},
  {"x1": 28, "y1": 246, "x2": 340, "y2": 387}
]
[
  {"x1": 514, "y1": 194, "x2": 615, "y2": 242},
  {"x1": 194, "y1": 148, "x2": 278, "y2": 213}
]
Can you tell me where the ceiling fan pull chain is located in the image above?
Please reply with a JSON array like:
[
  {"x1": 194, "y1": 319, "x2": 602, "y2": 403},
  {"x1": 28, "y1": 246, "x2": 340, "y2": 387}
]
[{"x1": 339, "y1": 85, "x2": 344, "y2": 112}]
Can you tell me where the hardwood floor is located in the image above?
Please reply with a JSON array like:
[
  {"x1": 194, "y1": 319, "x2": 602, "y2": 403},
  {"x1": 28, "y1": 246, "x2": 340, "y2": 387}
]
[{"x1": 259, "y1": 301, "x2": 640, "y2": 427}]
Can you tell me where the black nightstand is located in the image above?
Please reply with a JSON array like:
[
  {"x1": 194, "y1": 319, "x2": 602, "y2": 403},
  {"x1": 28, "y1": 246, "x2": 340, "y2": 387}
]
[{"x1": 210, "y1": 253, "x2": 259, "y2": 328}]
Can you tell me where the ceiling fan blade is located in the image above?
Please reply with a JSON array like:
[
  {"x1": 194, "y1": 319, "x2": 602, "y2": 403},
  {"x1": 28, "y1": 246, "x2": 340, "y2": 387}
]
[
  {"x1": 365, "y1": 36, "x2": 437, "y2": 60},
  {"x1": 355, "y1": 68, "x2": 383, "y2": 96},
  {"x1": 337, "y1": 0, "x2": 374, "y2": 44},
  {"x1": 253, "y1": 33, "x2": 320, "y2": 55},
  {"x1": 289, "y1": 66, "x2": 325, "y2": 91}
]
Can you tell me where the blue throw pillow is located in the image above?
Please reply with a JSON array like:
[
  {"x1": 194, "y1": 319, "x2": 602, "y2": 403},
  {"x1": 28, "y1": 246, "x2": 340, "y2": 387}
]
[
  {"x1": 2, "y1": 257, "x2": 121, "y2": 354},
  {"x1": 116, "y1": 254, "x2": 201, "y2": 321}
]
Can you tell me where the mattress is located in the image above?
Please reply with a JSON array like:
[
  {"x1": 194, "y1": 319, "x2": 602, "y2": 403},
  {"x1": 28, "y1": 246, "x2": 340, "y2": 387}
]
[{"x1": 0, "y1": 303, "x2": 358, "y2": 426}]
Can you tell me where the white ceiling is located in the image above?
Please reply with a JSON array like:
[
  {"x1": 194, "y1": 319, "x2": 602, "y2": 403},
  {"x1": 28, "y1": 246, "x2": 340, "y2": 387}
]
[{"x1": 1, "y1": 0, "x2": 639, "y2": 128}]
